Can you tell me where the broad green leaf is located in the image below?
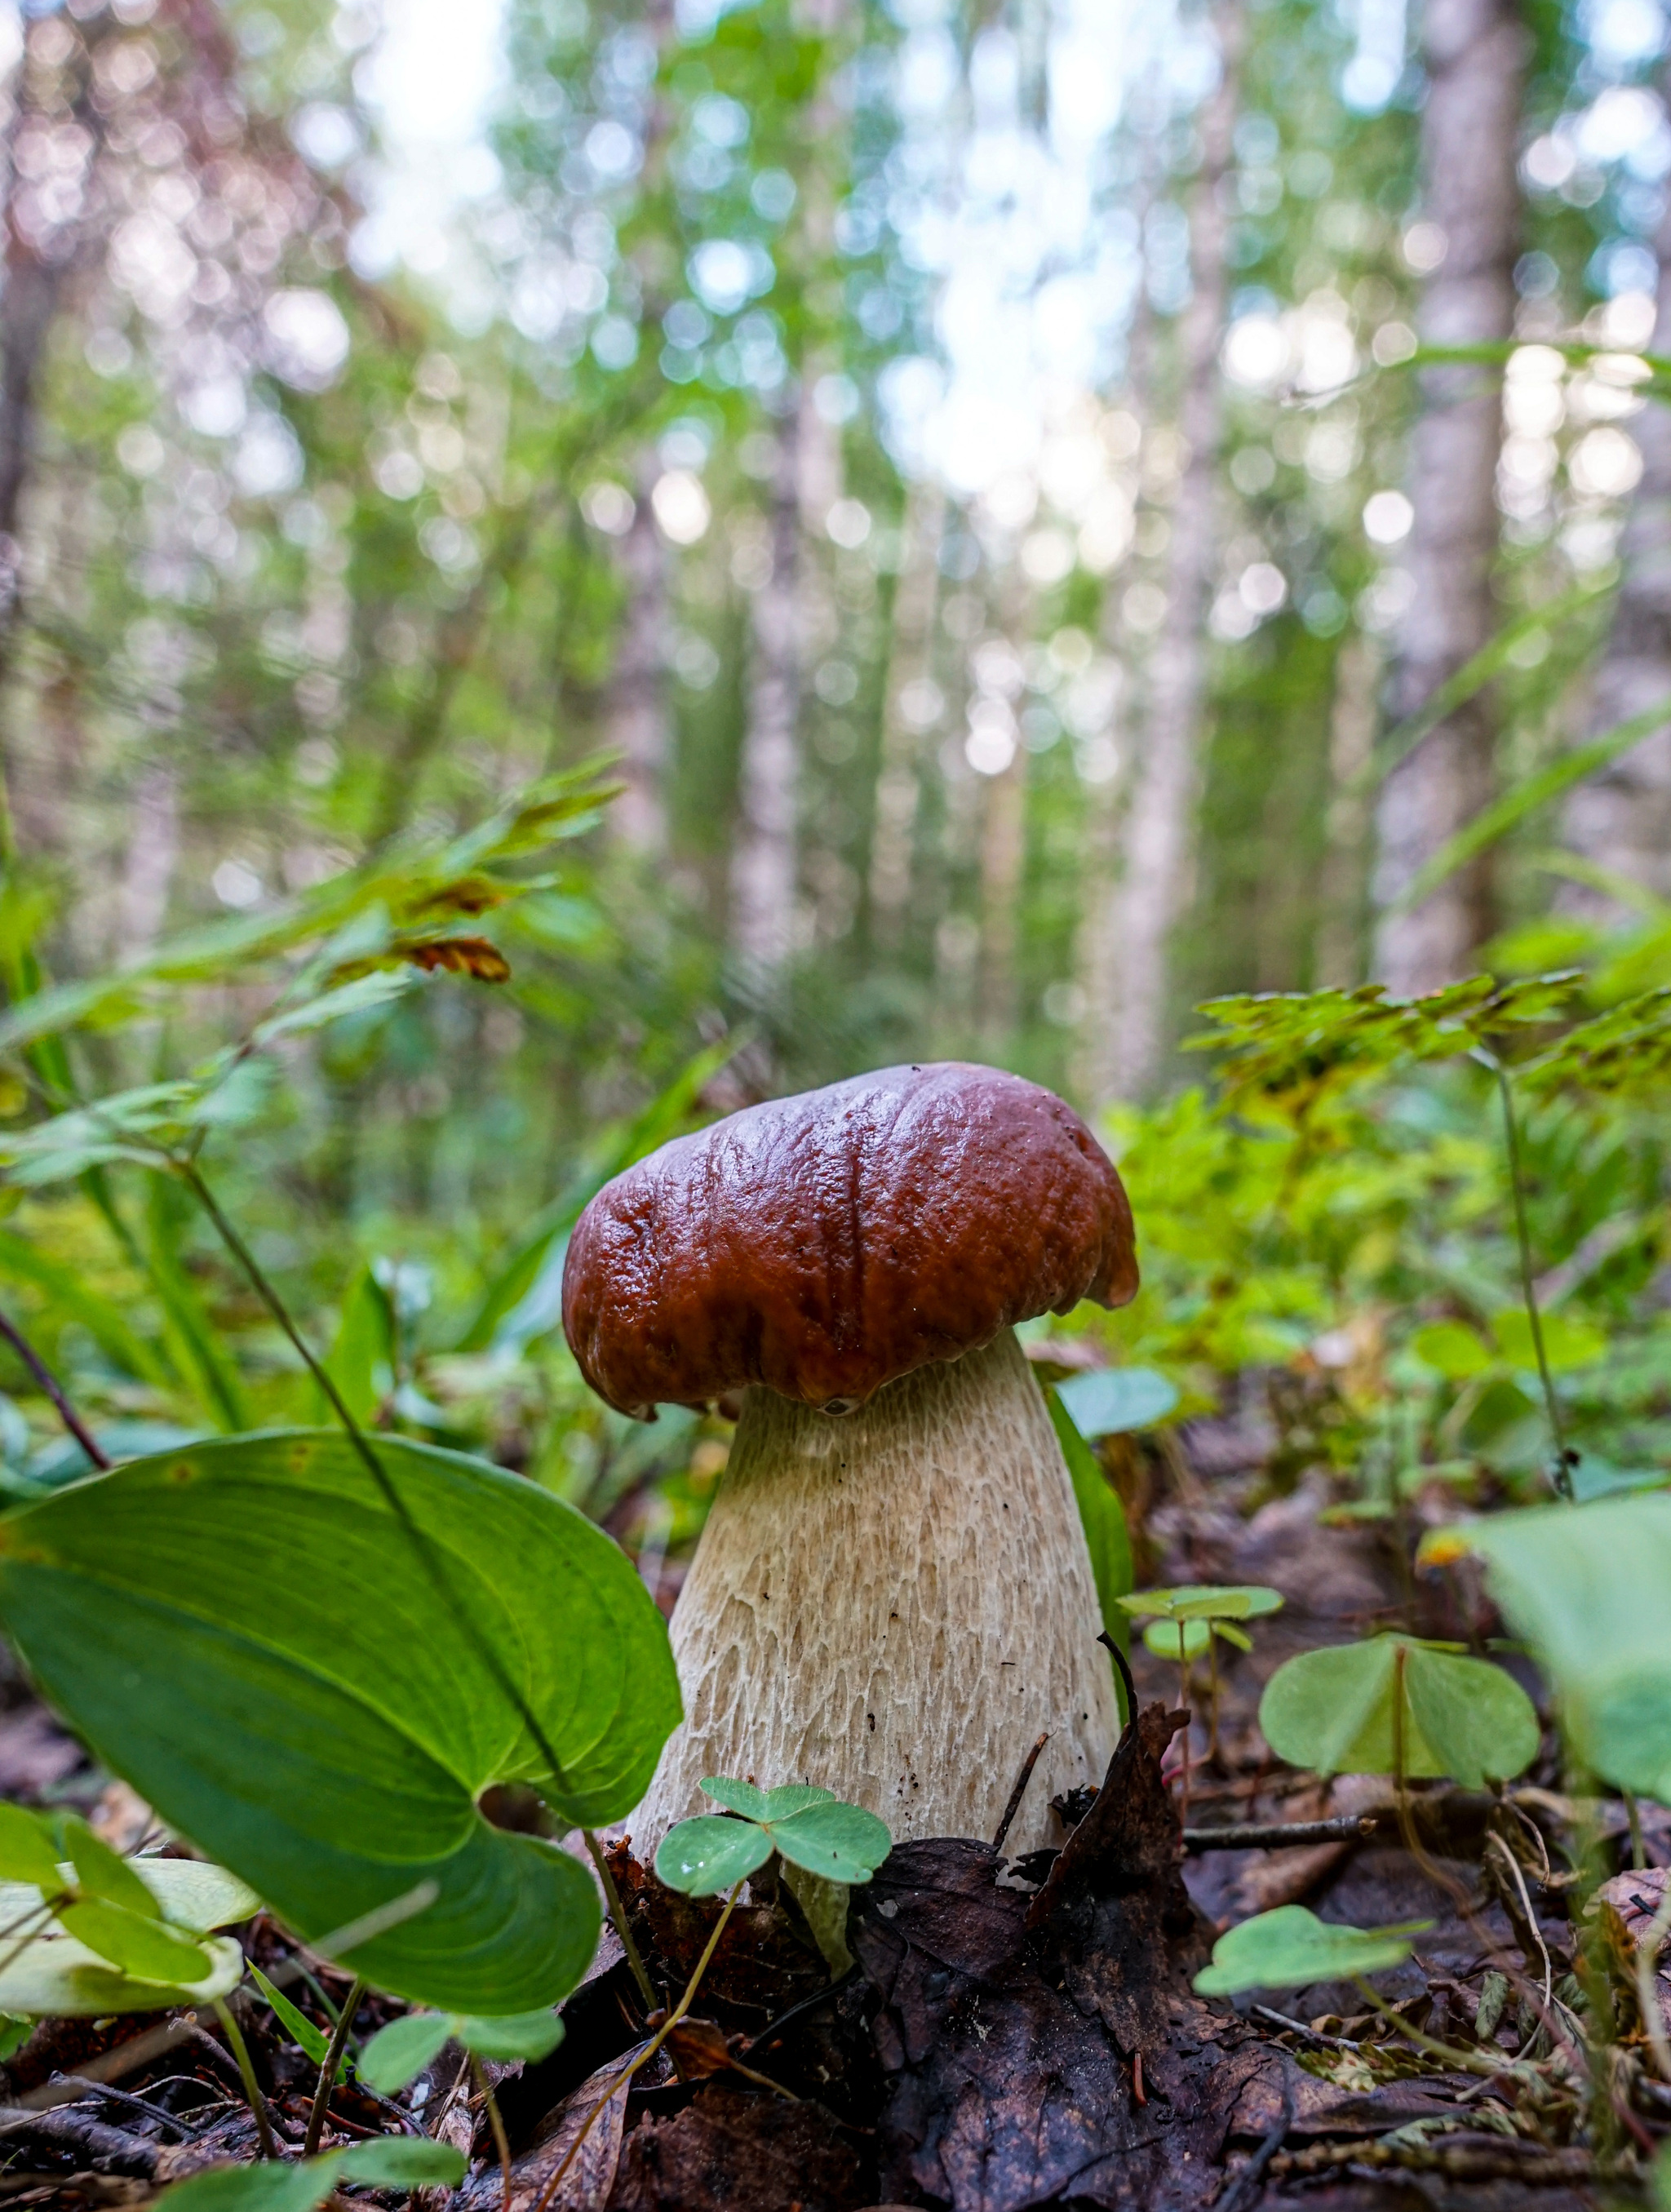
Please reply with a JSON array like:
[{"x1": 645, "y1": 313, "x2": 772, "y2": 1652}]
[
  {"x1": 459, "y1": 2006, "x2": 565, "y2": 2062},
  {"x1": 55, "y1": 1899, "x2": 211, "y2": 1983},
  {"x1": 0, "y1": 1805, "x2": 60, "y2": 1890},
  {"x1": 655, "y1": 1815, "x2": 775, "y2": 1896},
  {"x1": 357, "y1": 2010, "x2": 455, "y2": 2093},
  {"x1": 1047, "y1": 1389, "x2": 1133, "y2": 1678},
  {"x1": 247, "y1": 1963, "x2": 335, "y2": 2072},
  {"x1": 1055, "y1": 1367, "x2": 1179, "y2": 1438},
  {"x1": 1410, "y1": 1323, "x2": 1492, "y2": 1380},
  {"x1": 0, "y1": 1857, "x2": 261, "y2": 1935},
  {"x1": 61, "y1": 1815, "x2": 162, "y2": 1918},
  {"x1": 1194, "y1": 1904, "x2": 1432, "y2": 1996},
  {"x1": 769, "y1": 1800, "x2": 892, "y2": 1885},
  {"x1": 0, "y1": 1430, "x2": 682, "y2": 2011},
  {"x1": 1490, "y1": 1309, "x2": 1607, "y2": 1372},
  {"x1": 0, "y1": 1926, "x2": 243, "y2": 2016},
  {"x1": 157, "y1": 2136, "x2": 465, "y2": 2212},
  {"x1": 1144, "y1": 1618, "x2": 1212, "y2": 1661},
  {"x1": 1259, "y1": 1636, "x2": 1538, "y2": 1787},
  {"x1": 321, "y1": 1266, "x2": 394, "y2": 1428},
  {"x1": 1431, "y1": 1495, "x2": 1671, "y2": 1798}
]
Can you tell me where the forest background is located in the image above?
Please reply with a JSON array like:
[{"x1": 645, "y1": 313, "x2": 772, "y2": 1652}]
[{"x1": 2, "y1": 0, "x2": 1671, "y2": 1569}]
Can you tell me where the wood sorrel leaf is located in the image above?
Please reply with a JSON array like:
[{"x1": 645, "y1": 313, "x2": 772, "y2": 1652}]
[
  {"x1": 1195, "y1": 1904, "x2": 1432, "y2": 1996},
  {"x1": 0, "y1": 1430, "x2": 681, "y2": 2012},
  {"x1": 1259, "y1": 1634, "x2": 1538, "y2": 1788},
  {"x1": 655, "y1": 1814, "x2": 775, "y2": 1896}
]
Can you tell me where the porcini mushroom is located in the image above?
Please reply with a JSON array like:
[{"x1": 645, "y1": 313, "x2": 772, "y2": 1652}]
[{"x1": 561, "y1": 1061, "x2": 1138, "y2": 1857}]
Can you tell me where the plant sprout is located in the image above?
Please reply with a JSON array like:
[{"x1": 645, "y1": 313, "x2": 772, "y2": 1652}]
[{"x1": 1117, "y1": 1585, "x2": 1283, "y2": 1775}]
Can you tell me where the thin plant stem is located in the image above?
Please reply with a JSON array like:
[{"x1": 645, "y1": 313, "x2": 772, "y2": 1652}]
[
  {"x1": 579, "y1": 1824, "x2": 658, "y2": 2010},
  {"x1": 530, "y1": 1879, "x2": 746, "y2": 2212},
  {"x1": 1176, "y1": 1623, "x2": 1190, "y2": 1821},
  {"x1": 1625, "y1": 1790, "x2": 1647, "y2": 1873},
  {"x1": 176, "y1": 1159, "x2": 659, "y2": 2012},
  {"x1": 472, "y1": 2055, "x2": 514, "y2": 2212},
  {"x1": 1208, "y1": 1629, "x2": 1221, "y2": 1762},
  {"x1": 1350, "y1": 1979, "x2": 1543, "y2": 2086},
  {"x1": 1483, "y1": 1054, "x2": 1571, "y2": 1501},
  {"x1": 302, "y1": 1974, "x2": 365, "y2": 2156},
  {"x1": 211, "y1": 1997, "x2": 279, "y2": 2160},
  {"x1": 0, "y1": 1301, "x2": 108, "y2": 1469}
]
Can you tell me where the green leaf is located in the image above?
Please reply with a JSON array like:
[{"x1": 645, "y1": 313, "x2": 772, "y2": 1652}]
[
  {"x1": 654, "y1": 1815, "x2": 775, "y2": 1896},
  {"x1": 60, "y1": 1815, "x2": 163, "y2": 1918},
  {"x1": 1115, "y1": 1584, "x2": 1283, "y2": 1625},
  {"x1": 698, "y1": 1777, "x2": 776, "y2": 1822},
  {"x1": 459, "y1": 2006, "x2": 565, "y2": 2062},
  {"x1": 1490, "y1": 1309, "x2": 1607, "y2": 1372},
  {"x1": 1194, "y1": 1904, "x2": 1432, "y2": 1996},
  {"x1": 1046, "y1": 1390, "x2": 1133, "y2": 1700},
  {"x1": 357, "y1": 2010, "x2": 455, "y2": 2094},
  {"x1": 0, "y1": 1430, "x2": 682, "y2": 2011},
  {"x1": 1410, "y1": 1323, "x2": 1493, "y2": 1380},
  {"x1": 0, "y1": 1926, "x2": 243, "y2": 2017},
  {"x1": 157, "y1": 2136, "x2": 466, "y2": 2212},
  {"x1": 54, "y1": 1900, "x2": 211, "y2": 1984},
  {"x1": 1054, "y1": 1368, "x2": 1179, "y2": 1438},
  {"x1": 0, "y1": 1804, "x2": 60, "y2": 1890},
  {"x1": 321, "y1": 1267, "x2": 394, "y2": 1428},
  {"x1": 769, "y1": 1800, "x2": 893, "y2": 1885},
  {"x1": 247, "y1": 1963, "x2": 335, "y2": 2072},
  {"x1": 1144, "y1": 1618, "x2": 1212, "y2": 1661},
  {"x1": 1258, "y1": 1635, "x2": 1539, "y2": 1788},
  {"x1": 1430, "y1": 1495, "x2": 1671, "y2": 1799}
]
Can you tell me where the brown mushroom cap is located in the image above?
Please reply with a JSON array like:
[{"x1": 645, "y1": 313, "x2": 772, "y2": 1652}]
[{"x1": 561, "y1": 1061, "x2": 1137, "y2": 1416}]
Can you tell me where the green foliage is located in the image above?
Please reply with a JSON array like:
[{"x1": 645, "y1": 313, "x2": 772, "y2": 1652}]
[
  {"x1": 655, "y1": 1779, "x2": 892, "y2": 1897},
  {"x1": 1194, "y1": 1905, "x2": 1433, "y2": 1997},
  {"x1": 1258, "y1": 1634, "x2": 1540, "y2": 1789},
  {"x1": 1431, "y1": 1494, "x2": 1671, "y2": 1798},
  {"x1": 1045, "y1": 1386, "x2": 1134, "y2": 1669},
  {"x1": 157, "y1": 2134, "x2": 465, "y2": 2212},
  {"x1": 0, "y1": 1848, "x2": 257, "y2": 2017},
  {"x1": 0, "y1": 1431, "x2": 681, "y2": 2011},
  {"x1": 358, "y1": 2004, "x2": 564, "y2": 2094},
  {"x1": 1053, "y1": 1368, "x2": 1180, "y2": 1438}
]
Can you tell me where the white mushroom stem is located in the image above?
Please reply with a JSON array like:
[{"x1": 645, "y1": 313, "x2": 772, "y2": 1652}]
[{"x1": 627, "y1": 1327, "x2": 1122, "y2": 1860}]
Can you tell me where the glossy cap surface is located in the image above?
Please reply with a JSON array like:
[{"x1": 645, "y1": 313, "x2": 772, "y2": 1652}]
[{"x1": 561, "y1": 1061, "x2": 1138, "y2": 1415}]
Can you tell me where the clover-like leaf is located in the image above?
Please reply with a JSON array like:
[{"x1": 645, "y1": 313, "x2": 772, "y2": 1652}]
[
  {"x1": 1259, "y1": 1634, "x2": 1539, "y2": 1788},
  {"x1": 657, "y1": 1778, "x2": 893, "y2": 1898},
  {"x1": 1195, "y1": 1904, "x2": 1432, "y2": 1996},
  {"x1": 769, "y1": 1800, "x2": 893, "y2": 1885},
  {"x1": 654, "y1": 1814, "x2": 775, "y2": 1896},
  {"x1": 1116, "y1": 1584, "x2": 1283, "y2": 1625}
]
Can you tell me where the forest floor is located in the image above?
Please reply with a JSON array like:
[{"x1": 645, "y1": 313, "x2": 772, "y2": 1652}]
[{"x1": 0, "y1": 1408, "x2": 1660, "y2": 2212}]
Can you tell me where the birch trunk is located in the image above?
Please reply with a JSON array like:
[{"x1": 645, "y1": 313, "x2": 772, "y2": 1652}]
[
  {"x1": 1101, "y1": 9, "x2": 1239, "y2": 1097},
  {"x1": 1558, "y1": 179, "x2": 1671, "y2": 910},
  {"x1": 1372, "y1": 0, "x2": 1525, "y2": 990}
]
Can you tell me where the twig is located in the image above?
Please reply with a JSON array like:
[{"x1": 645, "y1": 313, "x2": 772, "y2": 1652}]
[
  {"x1": 530, "y1": 1878, "x2": 747, "y2": 2212},
  {"x1": 738, "y1": 1967, "x2": 860, "y2": 2061},
  {"x1": 41, "y1": 2077, "x2": 199, "y2": 2141},
  {"x1": 301, "y1": 1974, "x2": 364, "y2": 2156},
  {"x1": 1252, "y1": 2004, "x2": 1360, "y2": 2051},
  {"x1": 992, "y1": 1733, "x2": 1050, "y2": 1852},
  {"x1": 210, "y1": 1997, "x2": 277, "y2": 2161},
  {"x1": 1185, "y1": 1816, "x2": 1379, "y2": 1851},
  {"x1": 0, "y1": 1301, "x2": 108, "y2": 1469},
  {"x1": 178, "y1": 1159, "x2": 659, "y2": 2012},
  {"x1": 1097, "y1": 1631, "x2": 1137, "y2": 1734}
]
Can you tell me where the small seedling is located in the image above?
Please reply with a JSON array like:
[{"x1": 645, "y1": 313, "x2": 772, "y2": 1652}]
[
  {"x1": 1116, "y1": 1585, "x2": 1283, "y2": 1765},
  {"x1": 155, "y1": 2133, "x2": 464, "y2": 2211},
  {"x1": 1195, "y1": 1904, "x2": 1432, "y2": 1996},
  {"x1": 357, "y1": 2003, "x2": 565, "y2": 2093}
]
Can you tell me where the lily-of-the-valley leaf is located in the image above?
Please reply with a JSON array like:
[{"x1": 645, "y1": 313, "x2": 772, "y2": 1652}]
[
  {"x1": 0, "y1": 1430, "x2": 682, "y2": 2012},
  {"x1": 0, "y1": 1852, "x2": 258, "y2": 2017},
  {"x1": 1258, "y1": 1633, "x2": 1540, "y2": 1788},
  {"x1": 655, "y1": 1779, "x2": 893, "y2": 1897},
  {"x1": 1195, "y1": 1904, "x2": 1434, "y2": 1996}
]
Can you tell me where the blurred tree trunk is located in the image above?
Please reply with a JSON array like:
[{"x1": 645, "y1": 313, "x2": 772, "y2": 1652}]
[
  {"x1": 1372, "y1": 0, "x2": 1525, "y2": 991},
  {"x1": 1098, "y1": 8, "x2": 1239, "y2": 1100},
  {"x1": 729, "y1": 401, "x2": 807, "y2": 977},
  {"x1": 1314, "y1": 633, "x2": 1383, "y2": 985},
  {"x1": 1558, "y1": 184, "x2": 1671, "y2": 911},
  {"x1": 867, "y1": 484, "x2": 942, "y2": 949},
  {"x1": 606, "y1": 473, "x2": 671, "y2": 855}
]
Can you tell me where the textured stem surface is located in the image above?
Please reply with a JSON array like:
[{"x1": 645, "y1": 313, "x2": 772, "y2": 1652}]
[{"x1": 627, "y1": 1328, "x2": 1120, "y2": 1858}]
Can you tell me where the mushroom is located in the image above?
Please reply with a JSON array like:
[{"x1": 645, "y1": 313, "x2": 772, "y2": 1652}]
[{"x1": 561, "y1": 1061, "x2": 1139, "y2": 1857}]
